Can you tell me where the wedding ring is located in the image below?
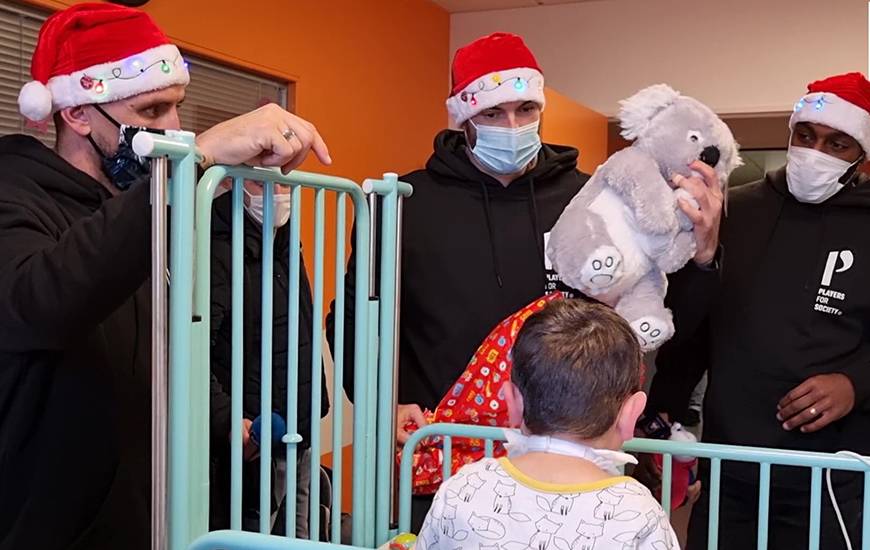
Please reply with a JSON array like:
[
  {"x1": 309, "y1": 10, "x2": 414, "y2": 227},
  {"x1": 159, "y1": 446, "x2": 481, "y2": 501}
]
[
  {"x1": 809, "y1": 407, "x2": 818, "y2": 416},
  {"x1": 282, "y1": 129, "x2": 296, "y2": 141}
]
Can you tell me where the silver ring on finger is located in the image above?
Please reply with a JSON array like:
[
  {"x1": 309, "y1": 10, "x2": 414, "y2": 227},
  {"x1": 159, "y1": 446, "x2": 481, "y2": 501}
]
[
  {"x1": 282, "y1": 129, "x2": 297, "y2": 141},
  {"x1": 809, "y1": 407, "x2": 818, "y2": 416}
]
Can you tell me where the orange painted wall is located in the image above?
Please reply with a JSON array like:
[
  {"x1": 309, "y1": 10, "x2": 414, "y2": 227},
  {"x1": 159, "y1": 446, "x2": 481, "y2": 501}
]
[
  {"x1": 541, "y1": 86, "x2": 608, "y2": 174},
  {"x1": 23, "y1": 0, "x2": 450, "y2": 305}
]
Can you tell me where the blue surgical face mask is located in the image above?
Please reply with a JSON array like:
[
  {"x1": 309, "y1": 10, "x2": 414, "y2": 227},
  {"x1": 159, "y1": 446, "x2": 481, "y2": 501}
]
[{"x1": 469, "y1": 119, "x2": 542, "y2": 176}]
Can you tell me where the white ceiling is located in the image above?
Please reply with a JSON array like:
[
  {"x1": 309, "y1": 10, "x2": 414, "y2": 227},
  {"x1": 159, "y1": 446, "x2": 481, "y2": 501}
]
[{"x1": 431, "y1": 0, "x2": 606, "y2": 14}]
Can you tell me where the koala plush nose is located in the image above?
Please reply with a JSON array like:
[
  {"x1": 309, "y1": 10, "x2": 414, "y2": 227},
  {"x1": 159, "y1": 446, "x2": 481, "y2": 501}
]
[{"x1": 700, "y1": 146, "x2": 721, "y2": 168}]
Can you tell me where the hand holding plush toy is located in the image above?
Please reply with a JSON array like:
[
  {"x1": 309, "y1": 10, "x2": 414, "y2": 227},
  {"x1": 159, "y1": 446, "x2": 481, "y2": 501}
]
[{"x1": 547, "y1": 84, "x2": 741, "y2": 351}]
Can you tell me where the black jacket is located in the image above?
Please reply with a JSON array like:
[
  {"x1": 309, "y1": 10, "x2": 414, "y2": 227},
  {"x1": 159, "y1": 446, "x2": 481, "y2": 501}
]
[
  {"x1": 650, "y1": 167, "x2": 870, "y2": 486},
  {"x1": 0, "y1": 135, "x2": 151, "y2": 549},
  {"x1": 327, "y1": 130, "x2": 588, "y2": 410},
  {"x1": 209, "y1": 192, "x2": 329, "y2": 448},
  {"x1": 208, "y1": 193, "x2": 329, "y2": 528}
]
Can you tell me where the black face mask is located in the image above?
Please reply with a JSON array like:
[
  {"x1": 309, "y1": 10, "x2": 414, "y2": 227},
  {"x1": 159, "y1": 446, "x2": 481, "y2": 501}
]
[{"x1": 87, "y1": 105, "x2": 164, "y2": 191}]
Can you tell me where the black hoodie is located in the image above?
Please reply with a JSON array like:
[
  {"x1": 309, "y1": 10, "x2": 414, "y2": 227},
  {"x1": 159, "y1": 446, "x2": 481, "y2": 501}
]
[
  {"x1": 650, "y1": 166, "x2": 870, "y2": 487},
  {"x1": 327, "y1": 130, "x2": 588, "y2": 410},
  {"x1": 209, "y1": 192, "x2": 329, "y2": 447},
  {"x1": 208, "y1": 193, "x2": 329, "y2": 529},
  {"x1": 0, "y1": 135, "x2": 151, "y2": 549}
]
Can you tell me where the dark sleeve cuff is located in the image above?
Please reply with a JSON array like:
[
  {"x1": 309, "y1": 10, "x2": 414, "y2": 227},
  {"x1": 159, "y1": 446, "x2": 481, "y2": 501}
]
[
  {"x1": 694, "y1": 243, "x2": 724, "y2": 272},
  {"x1": 664, "y1": 251, "x2": 721, "y2": 347},
  {"x1": 646, "y1": 319, "x2": 710, "y2": 419},
  {"x1": 840, "y1": 365, "x2": 870, "y2": 411}
]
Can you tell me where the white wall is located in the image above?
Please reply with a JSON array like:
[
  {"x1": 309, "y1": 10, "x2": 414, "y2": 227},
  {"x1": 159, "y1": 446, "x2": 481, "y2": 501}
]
[{"x1": 451, "y1": 0, "x2": 868, "y2": 116}]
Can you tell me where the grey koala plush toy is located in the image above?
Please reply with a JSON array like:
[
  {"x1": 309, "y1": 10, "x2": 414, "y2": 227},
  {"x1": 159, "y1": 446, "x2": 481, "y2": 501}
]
[{"x1": 547, "y1": 84, "x2": 741, "y2": 351}]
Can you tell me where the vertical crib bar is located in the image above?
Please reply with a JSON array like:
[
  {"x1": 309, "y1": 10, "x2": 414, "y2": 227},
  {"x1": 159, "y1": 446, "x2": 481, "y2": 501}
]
[
  {"x1": 485, "y1": 439, "x2": 494, "y2": 458},
  {"x1": 368, "y1": 193, "x2": 378, "y2": 298},
  {"x1": 150, "y1": 156, "x2": 168, "y2": 550},
  {"x1": 192, "y1": 163, "x2": 235, "y2": 549},
  {"x1": 661, "y1": 454, "x2": 673, "y2": 517},
  {"x1": 863, "y1": 472, "x2": 870, "y2": 550},
  {"x1": 708, "y1": 459, "x2": 722, "y2": 550},
  {"x1": 167, "y1": 138, "x2": 198, "y2": 550},
  {"x1": 808, "y1": 467, "x2": 822, "y2": 550},
  {"x1": 443, "y1": 436, "x2": 453, "y2": 482},
  {"x1": 331, "y1": 192, "x2": 347, "y2": 544},
  {"x1": 285, "y1": 184, "x2": 303, "y2": 535},
  {"x1": 757, "y1": 463, "x2": 771, "y2": 550},
  {"x1": 309, "y1": 189, "x2": 326, "y2": 540},
  {"x1": 350, "y1": 194, "x2": 373, "y2": 547},
  {"x1": 398, "y1": 435, "x2": 414, "y2": 534},
  {"x1": 259, "y1": 182, "x2": 275, "y2": 534},
  {"x1": 365, "y1": 300, "x2": 379, "y2": 546},
  {"x1": 230, "y1": 178, "x2": 245, "y2": 530},
  {"x1": 376, "y1": 176, "x2": 400, "y2": 545},
  {"x1": 363, "y1": 190, "x2": 380, "y2": 547},
  {"x1": 389, "y1": 195, "x2": 404, "y2": 529}
]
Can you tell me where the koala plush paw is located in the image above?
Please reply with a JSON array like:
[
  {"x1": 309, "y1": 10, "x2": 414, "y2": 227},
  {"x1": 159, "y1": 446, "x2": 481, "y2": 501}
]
[
  {"x1": 629, "y1": 315, "x2": 674, "y2": 352},
  {"x1": 580, "y1": 246, "x2": 623, "y2": 293}
]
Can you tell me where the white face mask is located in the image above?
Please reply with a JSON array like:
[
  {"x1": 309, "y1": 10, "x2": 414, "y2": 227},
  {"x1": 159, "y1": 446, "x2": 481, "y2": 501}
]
[
  {"x1": 244, "y1": 189, "x2": 291, "y2": 227},
  {"x1": 470, "y1": 119, "x2": 542, "y2": 175},
  {"x1": 786, "y1": 145, "x2": 857, "y2": 204}
]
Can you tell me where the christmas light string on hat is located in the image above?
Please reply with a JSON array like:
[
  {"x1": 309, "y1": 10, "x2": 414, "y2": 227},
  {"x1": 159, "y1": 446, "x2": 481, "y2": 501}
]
[
  {"x1": 458, "y1": 72, "x2": 541, "y2": 108},
  {"x1": 79, "y1": 55, "x2": 184, "y2": 97},
  {"x1": 790, "y1": 72, "x2": 870, "y2": 155}
]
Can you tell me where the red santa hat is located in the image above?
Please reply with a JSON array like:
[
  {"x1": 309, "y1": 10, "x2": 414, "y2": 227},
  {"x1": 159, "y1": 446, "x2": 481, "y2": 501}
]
[
  {"x1": 446, "y1": 32, "x2": 546, "y2": 126},
  {"x1": 18, "y1": 2, "x2": 190, "y2": 122},
  {"x1": 789, "y1": 72, "x2": 870, "y2": 154}
]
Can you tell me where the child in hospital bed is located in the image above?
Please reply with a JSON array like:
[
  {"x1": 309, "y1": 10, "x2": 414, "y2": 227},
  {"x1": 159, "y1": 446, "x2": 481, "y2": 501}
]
[
  {"x1": 415, "y1": 299, "x2": 679, "y2": 549},
  {"x1": 401, "y1": 293, "x2": 565, "y2": 496}
]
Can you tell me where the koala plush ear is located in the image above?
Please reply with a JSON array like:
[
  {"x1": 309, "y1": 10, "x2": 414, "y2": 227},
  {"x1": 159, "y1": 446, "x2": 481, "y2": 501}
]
[{"x1": 618, "y1": 84, "x2": 682, "y2": 141}]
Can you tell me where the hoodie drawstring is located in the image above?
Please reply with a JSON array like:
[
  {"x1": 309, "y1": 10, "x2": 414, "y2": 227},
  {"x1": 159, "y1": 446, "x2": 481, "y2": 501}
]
[
  {"x1": 527, "y1": 178, "x2": 545, "y2": 267},
  {"x1": 479, "y1": 178, "x2": 545, "y2": 290},
  {"x1": 479, "y1": 181, "x2": 504, "y2": 288}
]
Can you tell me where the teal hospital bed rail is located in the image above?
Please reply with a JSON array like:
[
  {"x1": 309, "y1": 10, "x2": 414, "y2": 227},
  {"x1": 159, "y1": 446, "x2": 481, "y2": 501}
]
[{"x1": 139, "y1": 131, "x2": 870, "y2": 550}]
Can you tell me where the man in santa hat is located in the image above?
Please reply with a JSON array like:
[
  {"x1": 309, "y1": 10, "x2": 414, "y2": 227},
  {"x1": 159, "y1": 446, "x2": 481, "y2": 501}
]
[
  {"x1": 325, "y1": 31, "x2": 589, "y2": 529},
  {"x1": 647, "y1": 72, "x2": 870, "y2": 548},
  {"x1": 0, "y1": 3, "x2": 329, "y2": 549}
]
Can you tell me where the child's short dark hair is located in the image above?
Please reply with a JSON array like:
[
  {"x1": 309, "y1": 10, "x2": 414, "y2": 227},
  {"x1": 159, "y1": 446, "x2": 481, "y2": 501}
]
[{"x1": 511, "y1": 298, "x2": 642, "y2": 439}]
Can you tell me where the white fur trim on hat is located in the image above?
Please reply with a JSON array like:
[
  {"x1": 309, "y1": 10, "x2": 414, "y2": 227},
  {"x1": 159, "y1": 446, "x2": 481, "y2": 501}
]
[
  {"x1": 18, "y1": 44, "x2": 190, "y2": 121},
  {"x1": 789, "y1": 91, "x2": 870, "y2": 154},
  {"x1": 446, "y1": 67, "x2": 545, "y2": 126}
]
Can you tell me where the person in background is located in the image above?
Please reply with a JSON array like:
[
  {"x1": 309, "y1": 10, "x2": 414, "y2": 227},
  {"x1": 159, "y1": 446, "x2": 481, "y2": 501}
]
[
  {"x1": 647, "y1": 72, "x2": 870, "y2": 549},
  {"x1": 208, "y1": 181, "x2": 329, "y2": 537},
  {"x1": 326, "y1": 32, "x2": 589, "y2": 529},
  {"x1": 0, "y1": 4, "x2": 329, "y2": 548}
]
